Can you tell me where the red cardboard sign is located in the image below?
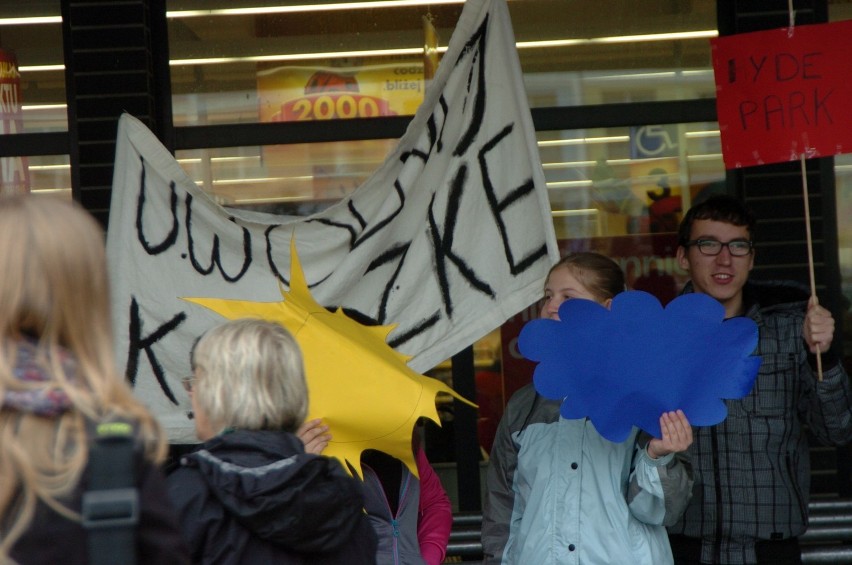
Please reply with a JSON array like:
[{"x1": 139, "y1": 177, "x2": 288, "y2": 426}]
[{"x1": 711, "y1": 20, "x2": 852, "y2": 169}]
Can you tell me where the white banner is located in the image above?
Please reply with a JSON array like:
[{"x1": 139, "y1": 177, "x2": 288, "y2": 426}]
[{"x1": 106, "y1": 0, "x2": 559, "y2": 442}]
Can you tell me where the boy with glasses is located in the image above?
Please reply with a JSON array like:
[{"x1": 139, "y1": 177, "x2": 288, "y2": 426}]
[{"x1": 667, "y1": 194, "x2": 852, "y2": 564}]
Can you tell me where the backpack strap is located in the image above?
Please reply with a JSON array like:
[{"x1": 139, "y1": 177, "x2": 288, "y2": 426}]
[{"x1": 82, "y1": 421, "x2": 139, "y2": 565}]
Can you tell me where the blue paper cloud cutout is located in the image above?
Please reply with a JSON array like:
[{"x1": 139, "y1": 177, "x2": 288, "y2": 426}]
[{"x1": 519, "y1": 290, "x2": 761, "y2": 443}]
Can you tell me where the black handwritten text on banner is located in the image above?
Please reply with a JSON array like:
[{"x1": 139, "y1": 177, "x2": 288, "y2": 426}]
[{"x1": 106, "y1": 0, "x2": 558, "y2": 442}]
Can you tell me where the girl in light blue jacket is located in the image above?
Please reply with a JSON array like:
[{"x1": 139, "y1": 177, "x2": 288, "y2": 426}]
[{"x1": 481, "y1": 252, "x2": 694, "y2": 565}]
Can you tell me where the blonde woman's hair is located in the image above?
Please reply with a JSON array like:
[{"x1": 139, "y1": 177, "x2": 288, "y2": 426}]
[
  {"x1": 192, "y1": 318, "x2": 308, "y2": 434},
  {"x1": 0, "y1": 195, "x2": 166, "y2": 560}
]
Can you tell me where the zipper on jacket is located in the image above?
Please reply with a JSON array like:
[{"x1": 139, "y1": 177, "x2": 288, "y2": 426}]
[
  {"x1": 392, "y1": 518, "x2": 401, "y2": 565},
  {"x1": 364, "y1": 461, "x2": 410, "y2": 565},
  {"x1": 393, "y1": 471, "x2": 411, "y2": 565}
]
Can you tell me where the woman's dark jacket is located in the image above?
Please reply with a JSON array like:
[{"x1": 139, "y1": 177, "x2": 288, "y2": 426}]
[
  {"x1": 10, "y1": 443, "x2": 190, "y2": 565},
  {"x1": 6, "y1": 336, "x2": 190, "y2": 565},
  {"x1": 167, "y1": 429, "x2": 377, "y2": 564}
]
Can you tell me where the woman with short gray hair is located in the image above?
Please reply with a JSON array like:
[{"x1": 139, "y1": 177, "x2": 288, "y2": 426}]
[
  {"x1": 168, "y1": 318, "x2": 377, "y2": 564},
  {"x1": 190, "y1": 319, "x2": 308, "y2": 437}
]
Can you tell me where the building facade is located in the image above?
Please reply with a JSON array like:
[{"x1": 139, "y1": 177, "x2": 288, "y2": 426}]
[{"x1": 2, "y1": 0, "x2": 851, "y2": 510}]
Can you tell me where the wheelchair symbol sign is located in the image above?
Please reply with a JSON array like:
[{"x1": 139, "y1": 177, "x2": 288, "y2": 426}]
[{"x1": 631, "y1": 125, "x2": 678, "y2": 158}]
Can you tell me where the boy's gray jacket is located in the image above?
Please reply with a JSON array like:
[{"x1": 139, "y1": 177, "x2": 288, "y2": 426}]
[{"x1": 668, "y1": 280, "x2": 852, "y2": 564}]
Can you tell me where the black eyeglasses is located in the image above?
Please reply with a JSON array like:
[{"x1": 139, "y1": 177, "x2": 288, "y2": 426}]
[
  {"x1": 684, "y1": 238, "x2": 753, "y2": 257},
  {"x1": 181, "y1": 376, "x2": 195, "y2": 393}
]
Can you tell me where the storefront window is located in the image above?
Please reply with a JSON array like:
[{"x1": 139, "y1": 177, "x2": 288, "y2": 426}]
[
  {"x1": 0, "y1": 2, "x2": 68, "y2": 196},
  {"x1": 831, "y1": 0, "x2": 852, "y2": 382},
  {"x1": 167, "y1": 0, "x2": 458, "y2": 126},
  {"x1": 0, "y1": 3, "x2": 66, "y2": 134},
  {"x1": 834, "y1": 153, "x2": 852, "y2": 369},
  {"x1": 168, "y1": 0, "x2": 721, "y2": 507},
  {"x1": 167, "y1": 0, "x2": 717, "y2": 126}
]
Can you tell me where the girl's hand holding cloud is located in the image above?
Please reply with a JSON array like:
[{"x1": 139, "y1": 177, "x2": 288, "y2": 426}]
[{"x1": 647, "y1": 410, "x2": 692, "y2": 459}]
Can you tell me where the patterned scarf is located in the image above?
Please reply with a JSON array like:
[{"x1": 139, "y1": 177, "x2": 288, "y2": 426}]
[{"x1": 3, "y1": 338, "x2": 75, "y2": 417}]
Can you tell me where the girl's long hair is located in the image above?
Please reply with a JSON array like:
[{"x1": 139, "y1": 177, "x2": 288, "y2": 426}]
[{"x1": 0, "y1": 195, "x2": 166, "y2": 560}]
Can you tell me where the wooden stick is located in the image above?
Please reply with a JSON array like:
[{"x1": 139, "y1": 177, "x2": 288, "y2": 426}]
[{"x1": 800, "y1": 153, "x2": 823, "y2": 381}]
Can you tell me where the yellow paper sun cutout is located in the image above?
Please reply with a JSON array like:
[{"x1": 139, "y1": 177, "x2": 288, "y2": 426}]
[{"x1": 183, "y1": 239, "x2": 475, "y2": 478}]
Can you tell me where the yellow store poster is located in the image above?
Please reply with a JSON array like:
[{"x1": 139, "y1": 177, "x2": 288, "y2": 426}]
[
  {"x1": 258, "y1": 60, "x2": 425, "y2": 123},
  {"x1": 256, "y1": 60, "x2": 427, "y2": 203}
]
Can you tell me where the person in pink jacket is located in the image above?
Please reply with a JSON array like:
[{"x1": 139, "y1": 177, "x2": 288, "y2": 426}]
[{"x1": 299, "y1": 419, "x2": 452, "y2": 565}]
